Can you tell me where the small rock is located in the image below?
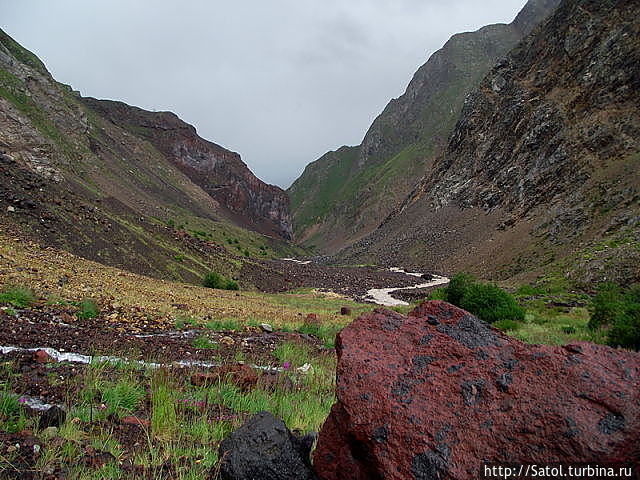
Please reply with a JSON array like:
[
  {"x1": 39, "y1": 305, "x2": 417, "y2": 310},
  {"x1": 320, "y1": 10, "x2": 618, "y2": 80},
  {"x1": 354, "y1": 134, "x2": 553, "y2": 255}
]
[
  {"x1": 83, "y1": 452, "x2": 116, "y2": 468},
  {"x1": 220, "y1": 336, "x2": 235, "y2": 346},
  {"x1": 33, "y1": 349, "x2": 53, "y2": 364},
  {"x1": 296, "y1": 363, "x2": 313, "y2": 375},
  {"x1": 340, "y1": 307, "x2": 352, "y2": 316},
  {"x1": 304, "y1": 313, "x2": 320, "y2": 326},
  {"x1": 40, "y1": 426, "x2": 59, "y2": 439},
  {"x1": 7, "y1": 206, "x2": 15, "y2": 213},
  {"x1": 217, "y1": 411, "x2": 318, "y2": 480},
  {"x1": 121, "y1": 416, "x2": 150, "y2": 427},
  {"x1": 39, "y1": 406, "x2": 66, "y2": 429},
  {"x1": 260, "y1": 323, "x2": 273, "y2": 333}
]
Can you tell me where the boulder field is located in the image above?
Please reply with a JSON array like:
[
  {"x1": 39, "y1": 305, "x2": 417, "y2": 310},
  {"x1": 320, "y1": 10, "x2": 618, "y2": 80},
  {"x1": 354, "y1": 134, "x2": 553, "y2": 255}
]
[{"x1": 313, "y1": 301, "x2": 639, "y2": 480}]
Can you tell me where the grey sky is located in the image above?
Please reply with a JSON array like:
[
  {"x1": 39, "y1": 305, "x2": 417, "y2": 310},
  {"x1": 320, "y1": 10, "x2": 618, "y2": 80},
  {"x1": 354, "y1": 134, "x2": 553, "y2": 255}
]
[{"x1": 1, "y1": 1, "x2": 527, "y2": 188}]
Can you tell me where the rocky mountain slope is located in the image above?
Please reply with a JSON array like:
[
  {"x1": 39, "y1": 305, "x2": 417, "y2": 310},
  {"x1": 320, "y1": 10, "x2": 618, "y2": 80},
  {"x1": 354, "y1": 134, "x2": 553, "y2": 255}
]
[
  {"x1": 0, "y1": 29, "x2": 294, "y2": 285},
  {"x1": 288, "y1": 0, "x2": 560, "y2": 252},
  {"x1": 340, "y1": 0, "x2": 640, "y2": 286}
]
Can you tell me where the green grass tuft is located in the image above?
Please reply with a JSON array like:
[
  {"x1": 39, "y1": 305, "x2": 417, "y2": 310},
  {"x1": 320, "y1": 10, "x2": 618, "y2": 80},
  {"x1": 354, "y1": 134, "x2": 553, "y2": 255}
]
[{"x1": 0, "y1": 285, "x2": 36, "y2": 308}]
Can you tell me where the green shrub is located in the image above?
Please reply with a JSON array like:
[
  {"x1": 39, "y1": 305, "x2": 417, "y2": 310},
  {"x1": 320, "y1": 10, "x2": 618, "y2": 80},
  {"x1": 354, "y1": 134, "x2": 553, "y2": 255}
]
[
  {"x1": 193, "y1": 335, "x2": 218, "y2": 350},
  {"x1": 76, "y1": 299, "x2": 99, "y2": 319},
  {"x1": 428, "y1": 287, "x2": 448, "y2": 301},
  {"x1": 0, "y1": 286, "x2": 36, "y2": 308},
  {"x1": 458, "y1": 283, "x2": 525, "y2": 324},
  {"x1": 203, "y1": 272, "x2": 238, "y2": 290},
  {"x1": 588, "y1": 283, "x2": 624, "y2": 330},
  {"x1": 446, "y1": 273, "x2": 475, "y2": 305},
  {"x1": 206, "y1": 318, "x2": 242, "y2": 331},
  {"x1": 516, "y1": 284, "x2": 545, "y2": 296},
  {"x1": 607, "y1": 305, "x2": 640, "y2": 351},
  {"x1": 102, "y1": 380, "x2": 145, "y2": 415}
]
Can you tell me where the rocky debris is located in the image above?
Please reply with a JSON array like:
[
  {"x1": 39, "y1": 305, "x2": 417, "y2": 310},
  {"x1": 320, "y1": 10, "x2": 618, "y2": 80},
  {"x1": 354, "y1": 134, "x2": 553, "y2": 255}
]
[
  {"x1": 217, "y1": 411, "x2": 317, "y2": 480},
  {"x1": 258, "y1": 370, "x2": 295, "y2": 393},
  {"x1": 33, "y1": 349, "x2": 53, "y2": 363},
  {"x1": 38, "y1": 406, "x2": 66, "y2": 429},
  {"x1": 82, "y1": 451, "x2": 116, "y2": 468},
  {"x1": 314, "y1": 301, "x2": 640, "y2": 480}
]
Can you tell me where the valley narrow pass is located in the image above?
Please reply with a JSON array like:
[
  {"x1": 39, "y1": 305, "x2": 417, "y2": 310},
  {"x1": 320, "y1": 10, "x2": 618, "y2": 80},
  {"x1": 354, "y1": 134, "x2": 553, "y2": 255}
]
[{"x1": 280, "y1": 259, "x2": 449, "y2": 306}]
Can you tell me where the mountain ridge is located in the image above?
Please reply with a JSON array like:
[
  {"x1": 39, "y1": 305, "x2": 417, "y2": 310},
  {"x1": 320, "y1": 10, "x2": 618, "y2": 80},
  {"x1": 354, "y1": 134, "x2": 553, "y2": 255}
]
[
  {"x1": 0, "y1": 28, "x2": 296, "y2": 286},
  {"x1": 288, "y1": 0, "x2": 560, "y2": 252},
  {"x1": 338, "y1": 0, "x2": 640, "y2": 287}
]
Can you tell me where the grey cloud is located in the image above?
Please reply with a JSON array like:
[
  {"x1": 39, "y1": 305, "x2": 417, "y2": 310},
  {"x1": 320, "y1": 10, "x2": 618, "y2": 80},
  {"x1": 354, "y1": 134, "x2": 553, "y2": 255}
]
[{"x1": 1, "y1": 0, "x2": 527, "y2": 187}]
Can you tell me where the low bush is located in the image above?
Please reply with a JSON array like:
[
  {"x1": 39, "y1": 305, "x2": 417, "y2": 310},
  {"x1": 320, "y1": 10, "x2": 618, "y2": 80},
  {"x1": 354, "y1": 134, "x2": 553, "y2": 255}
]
[
  {"x1": 434, "y1": 273, "x2": 524, "y2": 324},
  {"x1": 458, "y1": 283, "x2": 525, "y2": 324},
  {"x1": 493, "y1": 319, "x2": 522, "y2": 332},
  {"x1": 202, "y1": 272, "x2": 239, "y2": 291},
  {"x1": 0, "y1": 286, "x2": 35, "y2": 308},
  {"x1": 446, "y1": 273, "x2": 475, "y2": 306},
  {"x1": 590, "y1": 283, "x2": 640, "y2": 351},
  {"x1": 607, "y1": 305, "x2": 640, "y2": 351},
  {"x1": 588, "y1": 283, "x2": 624, "y2": 330},
  {"x1": 76, "y1": 298, "x2": 99, "y2": 319}
]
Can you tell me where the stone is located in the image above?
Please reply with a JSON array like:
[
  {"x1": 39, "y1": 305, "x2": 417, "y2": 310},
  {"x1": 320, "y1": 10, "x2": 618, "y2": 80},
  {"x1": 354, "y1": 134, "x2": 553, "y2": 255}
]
[
  {"x1": 38, "y1": 406, "x2": 66, "y2": 429},
  {"x1": 121, "y1": 416, "x2": 150, "y2": 427},
  {"x1": 304, "y1": 313, "x2": 320, "y2": 326},
  {"x1": 220, "y1": 336, "x2": 235, "y2": 346},
  {"x1": 83, "y1": 451, "x2": 116, "y2": 468},
  {"x1": 258, "y1": 370, "x2": 295, "y2": 393},
  {"x1": 33, "y1": 349, "x2": 53, "y2": 363},
  {"x1": 40, "y1": 426, "x2": 59, "y2": 439},
  {"x1": 313, "y1": 301, "x2": 640, "y2": 480},
  {"x1": 191, "y1": 364, "x2": 259, "y2": 392},
  {"x1": 260, "y1": 323, "x2": 273, "y2": 333},
  {"x1": 7, "y1": 205, "x2": 15, "y2": 212},
  {"x1": 340, "y1": 307, "x2": 352, "y2": 316},
  {"x1": 217, "y1": 411, "x2": 317, "y2": 480}
]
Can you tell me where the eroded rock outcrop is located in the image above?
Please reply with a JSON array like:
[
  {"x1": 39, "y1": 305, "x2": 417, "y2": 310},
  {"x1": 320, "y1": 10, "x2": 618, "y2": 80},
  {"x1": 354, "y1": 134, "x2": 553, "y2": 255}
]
[
  {"x1": 81, "y1": 98, "x2": 293, "y2": 240},
  {"x1": 314, "y1": 301, "x2": 640, "y2": 480},
  {"x1": 338, "y1": 0, "x2": 640, "y2": 284}
]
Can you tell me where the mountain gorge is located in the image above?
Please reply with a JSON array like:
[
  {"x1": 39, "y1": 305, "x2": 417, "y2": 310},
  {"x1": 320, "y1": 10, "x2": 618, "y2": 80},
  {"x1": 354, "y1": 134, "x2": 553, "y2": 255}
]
[
  {"x1": 0, "y1": 29, "x2": 294, "y2": 285},
  {"x1": 288, "y1": 0, "x2": 561, "y2": 252},
  {"x1": 340, "y1": 0, "x2": 639, "y2": 286}
]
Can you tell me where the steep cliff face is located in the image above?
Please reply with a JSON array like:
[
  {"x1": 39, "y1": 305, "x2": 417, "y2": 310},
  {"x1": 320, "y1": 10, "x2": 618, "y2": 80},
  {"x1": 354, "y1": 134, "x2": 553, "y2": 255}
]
[
  {"x1": 340, "y1": 0, "x2": 640, "y2": 285},
  {"x1": 288, "y1": 0, "x2": 560, "y2": 252},
  {"x1": 0, "y1": 29, "x2": 294, "y2": 284},
  {"x1": 81, "y1": 99, "x2": 292, "y2": 240}
]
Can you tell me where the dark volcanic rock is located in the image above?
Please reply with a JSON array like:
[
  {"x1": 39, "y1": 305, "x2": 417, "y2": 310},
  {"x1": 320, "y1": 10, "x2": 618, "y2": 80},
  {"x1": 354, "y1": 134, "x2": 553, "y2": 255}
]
[
  {"x1": 38, "y1": 405, "x2": 66, "y2": 429},
  {"x1": 313, "y1": 301, "x2": 640, "y2": 480},
  {"x1": 217, "y1": 411, "x2": 317, "y2": 480}
]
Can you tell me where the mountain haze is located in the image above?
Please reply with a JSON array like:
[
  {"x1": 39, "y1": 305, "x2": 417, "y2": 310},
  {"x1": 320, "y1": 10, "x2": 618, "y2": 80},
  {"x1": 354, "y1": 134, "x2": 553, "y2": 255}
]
[{"x1": 288, "y1": 0, "x2": 560, "y2": 252}]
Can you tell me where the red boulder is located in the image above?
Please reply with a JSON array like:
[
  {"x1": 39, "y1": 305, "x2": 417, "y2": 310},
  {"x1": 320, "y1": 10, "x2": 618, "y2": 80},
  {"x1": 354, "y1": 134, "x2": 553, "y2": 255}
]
[{"x1": 314, "y1": 301, "x2": 640, "y2": 480}]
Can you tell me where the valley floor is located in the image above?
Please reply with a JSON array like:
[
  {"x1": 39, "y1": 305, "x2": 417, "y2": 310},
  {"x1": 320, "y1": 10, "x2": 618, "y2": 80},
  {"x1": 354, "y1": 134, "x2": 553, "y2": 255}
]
[{"x1": 0, "y1": 226, "x2": 607, "y2": 479}]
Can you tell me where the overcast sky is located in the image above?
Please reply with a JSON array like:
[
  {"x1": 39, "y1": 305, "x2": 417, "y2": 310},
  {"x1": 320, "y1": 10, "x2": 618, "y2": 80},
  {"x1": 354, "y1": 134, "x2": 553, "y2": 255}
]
[{"x1": 1, "y1": 1, "x2": 527, "y2": 188}]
